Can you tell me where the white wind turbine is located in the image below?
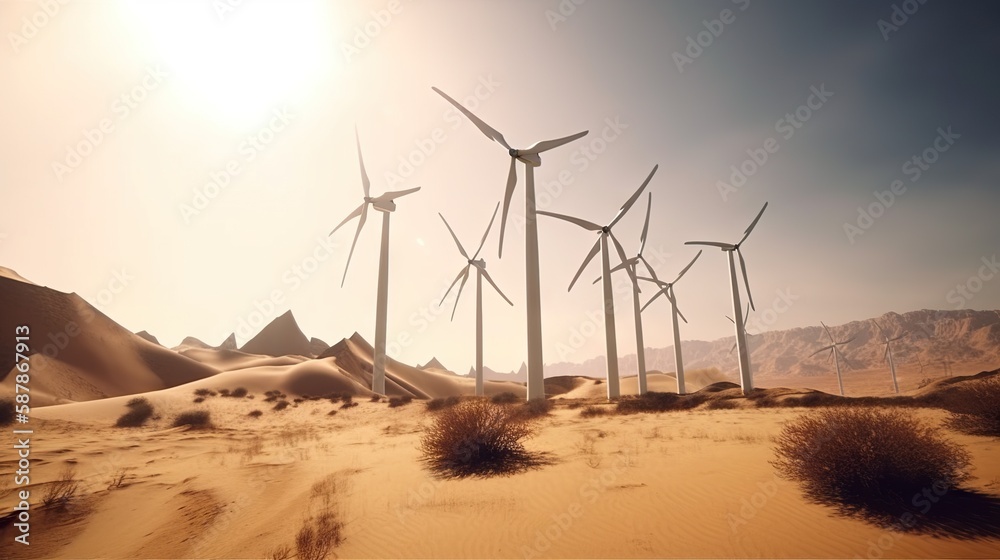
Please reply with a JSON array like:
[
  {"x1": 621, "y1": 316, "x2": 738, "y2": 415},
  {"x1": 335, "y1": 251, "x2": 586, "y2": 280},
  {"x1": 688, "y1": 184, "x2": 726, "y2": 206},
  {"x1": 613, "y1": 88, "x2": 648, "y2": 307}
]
[
  {"x1": 727, "y1": 303, "x2": 753, "y2": 355},
  {"x1": 810, "y1": 322, "x2": 855, "y2": 396},
  {"x1": 872, "y1": 320, "x2": 906, "y2": 394},
  {"x1": 637, "y1": 250, "x2": 703, "y2": 394},
  {"x1": 537, "y1": 165, "x2": 658, "y2": 399},
  {"x1": 439, "y1": 203, "x2": 514, "y2": 397},
  {"x1": 686, "y1": 202, "x2": 768, "y2": 395},
  {"x1": 600, "y1": 193, "x2": 655, "y2": 395},
  {"x1": 330, "y1": 128, "x2": 420, "y2": 395},
  {"x1": 432, "y1": 87, "x2": 588, "y2": 401}
]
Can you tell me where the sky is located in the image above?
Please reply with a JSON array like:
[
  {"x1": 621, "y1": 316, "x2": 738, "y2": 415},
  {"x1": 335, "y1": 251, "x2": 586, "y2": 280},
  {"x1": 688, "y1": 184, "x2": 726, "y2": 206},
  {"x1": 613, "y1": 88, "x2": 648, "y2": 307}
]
[{"x1": 2, "y1": 0, "x2": 999, "y2": 375}]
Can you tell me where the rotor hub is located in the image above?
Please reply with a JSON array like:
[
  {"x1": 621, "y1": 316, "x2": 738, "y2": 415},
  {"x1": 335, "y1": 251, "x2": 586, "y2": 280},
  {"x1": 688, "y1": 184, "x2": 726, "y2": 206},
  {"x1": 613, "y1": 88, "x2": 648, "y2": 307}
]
[
  {"x1": 364, "y1": 196, "x2": 373, "y2": 203},
  {"x1": 508, "y1": 148, "x2": 519, "y2": 157},
  {"x1": 601, "y1": 226, "x2": 610, "y2": 234}
]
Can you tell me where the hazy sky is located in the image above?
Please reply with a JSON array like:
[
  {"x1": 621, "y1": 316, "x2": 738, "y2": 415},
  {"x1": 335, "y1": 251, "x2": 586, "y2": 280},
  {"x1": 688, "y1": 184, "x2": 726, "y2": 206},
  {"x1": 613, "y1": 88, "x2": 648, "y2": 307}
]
[{"x1": 2, "y1": 0, "x2": 998, "y2": 374}]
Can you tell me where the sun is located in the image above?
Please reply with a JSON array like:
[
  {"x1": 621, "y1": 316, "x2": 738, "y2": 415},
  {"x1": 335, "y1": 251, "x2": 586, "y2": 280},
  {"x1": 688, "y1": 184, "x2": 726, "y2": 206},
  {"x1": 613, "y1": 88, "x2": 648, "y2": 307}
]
[{"x1": 119, "y1": 0, "x2": 335, "y2": 126}]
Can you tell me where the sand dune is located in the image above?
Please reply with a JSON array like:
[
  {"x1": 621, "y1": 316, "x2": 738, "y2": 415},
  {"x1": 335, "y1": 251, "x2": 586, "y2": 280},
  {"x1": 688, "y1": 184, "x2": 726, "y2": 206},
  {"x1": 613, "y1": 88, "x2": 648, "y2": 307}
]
[{"x1": 0, "y1": 275, "x2": 217, "y2": 406}]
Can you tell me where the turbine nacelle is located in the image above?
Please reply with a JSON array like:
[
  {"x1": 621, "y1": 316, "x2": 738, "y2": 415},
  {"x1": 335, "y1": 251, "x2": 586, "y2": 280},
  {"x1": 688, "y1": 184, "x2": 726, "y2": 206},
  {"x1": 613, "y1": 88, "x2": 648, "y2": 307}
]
[
  {"x1": 470, "y1": 258, "x2": 486, "y2": 269},
  {"x1": 508, "y1": 148, "x2": 542, "y2": 167}
]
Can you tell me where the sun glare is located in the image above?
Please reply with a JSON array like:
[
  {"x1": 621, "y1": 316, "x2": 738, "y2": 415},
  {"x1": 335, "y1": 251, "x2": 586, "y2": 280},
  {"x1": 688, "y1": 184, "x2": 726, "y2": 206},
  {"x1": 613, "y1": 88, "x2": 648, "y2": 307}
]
[{"x1": 119, "y1": 0, "x2": 334, "y2": 126}]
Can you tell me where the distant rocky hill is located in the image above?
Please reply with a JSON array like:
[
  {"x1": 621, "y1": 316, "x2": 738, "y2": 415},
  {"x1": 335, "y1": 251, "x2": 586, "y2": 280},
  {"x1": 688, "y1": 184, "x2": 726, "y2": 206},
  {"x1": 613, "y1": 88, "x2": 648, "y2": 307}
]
[{"x1": 541, "y1": 309, "x2": 1000, "y2": 379}]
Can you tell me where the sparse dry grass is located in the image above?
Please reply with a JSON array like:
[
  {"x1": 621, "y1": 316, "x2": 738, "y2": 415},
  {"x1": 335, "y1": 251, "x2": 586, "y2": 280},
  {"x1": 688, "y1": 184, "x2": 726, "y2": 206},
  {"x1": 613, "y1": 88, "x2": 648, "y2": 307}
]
[
  {"x1": 295, "y1": 511, "x2": 343, "y2": 560},
  {"x1": 617, "y1": 391, "x2": 707, "y2": 414},
  {"x1": 426, "y1": 396, "x2": 461, "y2": 411},
  {"x1": 42, "y1": 465, "x2": 79, "y2": 508},
  {"x1": 579, "y1": 405, "x2": 609, "y2": 418},
  {"x1": 947, "y1": 375, "x2": 1000, "y2": 436},
  {"x1": 388, "y1": 395, "x2": 413, "y2": 408},
  {"x1": 171, "y1": 410, "x2": 213, "y2": 429}
]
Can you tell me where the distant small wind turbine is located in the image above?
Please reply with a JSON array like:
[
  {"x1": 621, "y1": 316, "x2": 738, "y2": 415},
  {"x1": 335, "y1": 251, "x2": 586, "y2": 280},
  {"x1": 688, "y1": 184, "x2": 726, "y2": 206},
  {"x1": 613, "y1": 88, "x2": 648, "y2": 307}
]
[
  {"x1": 330, "y1": 128, "x2": 420, "y2": 395},
  {"x1": 872, "y1": 320, "x2": 906, "y2": 394},
  {"x1": 727, "y1": 304, "x2": 753, "y2": 355},
  {"x1": 538, "y1": 165, "x2": 658, "y2": 399},
  {"x1": 439, "y1": 203, "x2": 514, "y2": 397},
  {"x1": 433, "y1": 87, "x2": 588, "y2": 401},
  {"x1": 637, "y1": 251, "x2": 703, "y2": 394},
  {"x1": 811, "y1": 322, "x2": 855, "y2": 396},
  {"x1": 686, "y1": 202, "x2": 768, "y2": 395}
]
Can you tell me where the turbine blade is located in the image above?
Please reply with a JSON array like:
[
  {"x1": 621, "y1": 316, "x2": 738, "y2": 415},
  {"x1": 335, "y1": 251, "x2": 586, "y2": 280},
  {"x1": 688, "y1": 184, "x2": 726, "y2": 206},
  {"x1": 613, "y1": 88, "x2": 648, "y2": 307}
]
[
  {"x1": 431, "y1": 87, "x2": 510, "y2": 150},
  {"x1": 522, "y1": 131, "x2": 589, "y2": 154},
  {"x1": 686, "y1": 241, "x2": 734, "y2": 249},
  {"x1": 638, "y1": 255, "x2": 662, "y2": 283},
  {"x1": 329, "y1": 202, "x2": 365, "y2": 236},
  {"x1": 480, "y1": 268, "x2": 514, "y2": 306},
  {"x1": 438, "y1": 213, "x2": 468, "y2": 259},
  {"x1": 610, "y1": 165, "x2": 658, "y2": 229},
  {"x1": 890, "y1": 334, "x2": 906, "y2": 342},
  {"x1": 670, "y1": 290, "x2": 689, "y2": 323},
  {"x1": 450, "y1": 267, "x2": 471, "y2": 321},
  {"x1": 821, "y1": 322, "x2": 834, "y2": 342},
  {"x1": 840, "y1": 336, "x2": 856, "y2": 345},
  {"x1": 641, "y1": 288, "x2": 667, "y2": 313},
  {"x1": 872, "y1": 319, "x2": 885, "y2": 336},
  {"x1": 498, "y1": 158, "x2": 517, "y2": 258},
  {"x1": 639, "y1": 192, "x2": 652, "y2": 256},
  {"x1": 883, "y1": 343, "x2": 890, "y2": 363},
  {"x1": 810, "y1": 345, "x2": 834, "y2": 358},
  {"x1": 473, "y1": 202, "x2": 500, "y2": 260},
  {"x1": 737, "y1": 248, "x2": 755, "y2": 311},
  {"x1": 379, "y1": 187, "x2": 421, "y2": 201},
  {"x1": 608, "y1": 233, "x2": 631, "y2": 274},
  {"x1": 725, "y1": 315, "x2": 735, "y2": 325},
  {"x1": 355, "y1": 127, "x2": 370, "y2": 198},
  {"x1": 738, "y1": 201, "x2": 769, "y2": 245},
  {"x1": 340, "y1": 204, "x2": 369, "y2": 287},
  {"x1": 673, "y1": 250, "x2": 703, "y2": 284},
  {"x1": 568, "y1": 239, "x2": 602, "y2": 292},
  {"x1": 609, "y1": 257, "x2": 639, "y2": 275},
  {"x1": 536, "y1": 210, "x2": 602, "y2": 231},
  {"x1": 730, "y1": 341, "x2": 737, "y2": 355},
  {"x1": 441, "y1": 265, "x2": 469, "y2": 309}
]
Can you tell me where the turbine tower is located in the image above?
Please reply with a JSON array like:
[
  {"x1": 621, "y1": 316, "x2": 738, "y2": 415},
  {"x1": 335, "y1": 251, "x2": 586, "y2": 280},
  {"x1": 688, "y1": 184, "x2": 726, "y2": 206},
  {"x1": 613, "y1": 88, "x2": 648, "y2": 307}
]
[
  {"x1": 432, "y1": 87, "x2": 588, "y2": 401},
  {"x1": 637, "y1": 251, "x2": 702, "y2": 394},
  {"x1": 537, "y1": 165, "x2": 658, "y2": 399},
  {"x1": 330, "y1": 128, "x2": 420, "y2": 395},
  {"x1": 811, "y1": 322, "x2": 855, "y2": 396},
  {"x1": 686, "y1": 202, "x2": 768, "y2": 395},
  {"x1": 439, "y1": 203, "x2": 514, "y2": 396},
  {"x1": 872, "y1": 320, "x2": 906, "y2": 394},
  {"x1": 727, "y1": 303, "x2": 753, "y2": 355}
]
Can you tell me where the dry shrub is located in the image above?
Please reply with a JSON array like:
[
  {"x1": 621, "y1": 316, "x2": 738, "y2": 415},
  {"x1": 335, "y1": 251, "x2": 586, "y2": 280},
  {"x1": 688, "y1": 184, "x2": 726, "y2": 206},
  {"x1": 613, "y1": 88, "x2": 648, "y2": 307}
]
[
  {"x1": 340, "y1": 401, "x2": 358, "y2": 410},
  {"x1": 219, "y1": 389, "x2": 230, "y2": 397},
  {"x1": 579, "y1": 405, "x2": 608, "y2": 418},
  {"x1": 948, "y1": 375, "x2": 1000, "y2": 436},
  {"x1": 248, "y1": 410, "x2": 263, "y2": 418},
  {"x1": 171, "y1": 410, "x2": 213, "y2": 429},
  {"x1": 706, "y1": 398, "x2": 738, "y2": 410},
  {"x1": 616, "y1": 391, "x2": 706, "y2": 414},
  {"x1": 566, "y1": 401, "x2": 583, "y2": 410},
  {"x1": 194, "y1": 388, "x2": 213, "y2": 397},
  {"x1": 230, "y1": 387, "x2": 248, "y2": 398},
  {"x1": 426, "y1": 396, "x2": 461, "y2": 411},
  {"x1": 490, "y1": 392, "x2": 519, "y2": 405},
  {"x1": 267, "y1": 545, "x2": 293, "y2": 560},
  {"x1": 115, "y1": 397, "x2": 155, "y2": 427},
  {"x1": 273, "y1": 400, "x2": 290, "y2": 411},
  {"x1": 295, "y1": 511, "x2": 343, "y2": 560},
  {"x1": 0, "y1": 397, "x2": 15, "y2": 426},
  {"x1": 772, "y1": 408, "x2": 970, "y2": 514},
  {"x1": 193, "y1": 396, "x2": 205, "y2": 403},
  {"x1": 420, "y1": 399, "x2": 540, "y2": 478},
  {"x1": 42, "y1": 465, "x2": 79, "y2": 508},
  {"x1": 514, "y1": 398, "x2": 552, "y2": 420},
  {"x1": 388, "y1": 395, "x2": 413, "y2": 408}
]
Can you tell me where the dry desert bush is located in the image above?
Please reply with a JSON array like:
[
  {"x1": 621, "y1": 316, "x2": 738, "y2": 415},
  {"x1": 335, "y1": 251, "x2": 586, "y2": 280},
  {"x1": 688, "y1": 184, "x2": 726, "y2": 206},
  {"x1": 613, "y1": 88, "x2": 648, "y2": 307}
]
[
  {"x1": 295, "y1": 511, "x2": 343, "y2": 560},
  {"x1": 171, "y1": 409, "x2": 213, "y2": 429},
  {"x1": 388, "y1": 395, "x2": 413, "y2": 408},
  {"x1": 421, "y1": 398, "x2": 540, "y2": 478},
  {"x1": 248, "y1": 410, "x2": 263, "y2": 418},
  {"x1": 515, "y1": 398, "x2": 553, "y2": 419},
  {"x1": 273, "y1": 400, "x2": 290, "y2": 411},
  {"x1": 115, "y1": 397, "x2": 155, "y2": 427},
  {"x1": 490, "y1": 392, "x2": 520, "y2": 405},
  {"x1": 947, "y1": 375, "x2": 1000, "y2": 436},
  {"x1": 0, "y1": 397, "x2": 14, "y2": 426},
  {"x1": 426, "y1": 396, "x2": 461, "y2": 411},
  {"x1": 772, "y1": 407, "x2": 970, "y2": 512},
  {"x1": 42, "y1": 465, "x2": 79, "y2": 508},
  {"x1": 616, "y1": 391, "x2": 707, "y2": 414},
  {"x1": 579, "y1": 405, "x2": 609, "y2": 418}
]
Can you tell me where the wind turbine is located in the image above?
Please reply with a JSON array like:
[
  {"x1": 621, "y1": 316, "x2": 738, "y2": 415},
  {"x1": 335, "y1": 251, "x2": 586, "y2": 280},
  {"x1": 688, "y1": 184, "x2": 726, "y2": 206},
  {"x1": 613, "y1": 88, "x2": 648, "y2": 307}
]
[
  {"x1": 636, "y1": 251, "x2": 703, "y2": 394},
  {"x1": 330, "y1": 128, "x2": 420, "y2": 395},
  {"x1": 872, "y1": 320, "x2": 906, "y2": 394},
  {"x1": 600, "y1": 193, "x2": 655, "y2": 394},
  {"x1": 432, "y1": 87, "x2": 588, "y2": 401},
  {"x1": 686, "y1": 202, "x2": 768, "y2": 395},
  {"x1": 537, "y1": 165, "x2": 658, "y2": 399},
  {"x1": 439, "y1": 203, "x2": 514, "y2": 397},
  {"x1": 810, "y1": 322, "x2": 855, "y2": 396}
]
